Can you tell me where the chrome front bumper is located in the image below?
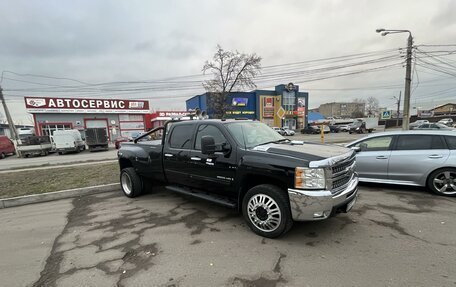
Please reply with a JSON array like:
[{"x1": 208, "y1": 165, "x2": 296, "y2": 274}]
[{"x1": 288, "y1": 173, "x2": 359, "y2": 221}]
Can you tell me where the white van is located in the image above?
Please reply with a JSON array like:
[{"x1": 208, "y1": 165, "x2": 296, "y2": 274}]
[{"x1": 53, "y1": 130, "x2": 86, "y2": 154}]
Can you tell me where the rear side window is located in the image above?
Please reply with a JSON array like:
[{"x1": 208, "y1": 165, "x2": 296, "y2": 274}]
[
  {"x1": 169, "y1": 125, "x2": 193, "y2": 149},
  {"x1": 395, "y1": 135, "x2": 446, "y2": 150},
  {"x1": 445, "y1": 136, "x2": 456, "y2": 149}
]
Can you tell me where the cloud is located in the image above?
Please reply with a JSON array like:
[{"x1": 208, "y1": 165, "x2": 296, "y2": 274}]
[{"x1": 0, "y1": 0, "x2": 455, "y2": 122}]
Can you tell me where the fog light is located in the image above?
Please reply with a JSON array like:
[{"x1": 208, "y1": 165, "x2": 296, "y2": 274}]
[{"x1": 313, "y1": 211, "x2": 331, "y2": 218}]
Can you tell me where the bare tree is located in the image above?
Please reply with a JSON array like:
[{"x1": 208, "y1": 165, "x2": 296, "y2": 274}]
[
  {"x1": 351, "y1": 110, "x2": 364, "y2": 118},
  {"x1": 366, "y1": 96, "x2": 380, "y2": 116},
  {"x1": 352, "y1": 98, "x2": 366, "y2": 104},
  {"x1": 202, "y1": 45, "x2": 261, "y2": 118}
]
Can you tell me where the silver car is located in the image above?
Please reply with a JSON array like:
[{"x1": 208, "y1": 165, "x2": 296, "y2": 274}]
[
  {"x1": 415, "y1": 123, "x2": 455, "y2": 131},
  {"x1": 347, "y1": 130, "x2": 456, "y2": 196}
]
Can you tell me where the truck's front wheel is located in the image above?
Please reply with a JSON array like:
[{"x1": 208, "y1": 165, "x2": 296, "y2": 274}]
[
  {"x1": 242, "y1": 184, "x2": 293, "y2": 238},
  {"x1": 120, "y1": 167, "x2": 143, "y2": 198}
]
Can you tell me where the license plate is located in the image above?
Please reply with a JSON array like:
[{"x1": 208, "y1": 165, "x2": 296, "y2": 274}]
[{"x1": 346, "y1": 196, "x2": 357, "y2": 212}]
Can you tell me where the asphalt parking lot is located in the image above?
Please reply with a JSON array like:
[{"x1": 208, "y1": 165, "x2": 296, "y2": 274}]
[{"x1": 1, "y1": 184, "x2": 455, "y2": 287}]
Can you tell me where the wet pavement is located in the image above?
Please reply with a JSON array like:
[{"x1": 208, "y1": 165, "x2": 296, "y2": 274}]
[{"x1": 1, "y1": 184, "x2": 456, "y2": 287}]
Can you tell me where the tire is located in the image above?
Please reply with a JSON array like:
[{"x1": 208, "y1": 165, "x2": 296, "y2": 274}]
[
  {"x1": 0, "y1": 153, "x2": 5, "y2": 159},
  {"x1": 120, "y1": 167, "x2": 143, "y2": 198},
  {"x1": 242, "y1": 184, "x2": 293, "y2": 238},
  {"x1": 427, "y1": 168, "x2": 456, "y2": 197},
  {"x1": 58, "y1": 152, "x2": 63, "y2": 155}
]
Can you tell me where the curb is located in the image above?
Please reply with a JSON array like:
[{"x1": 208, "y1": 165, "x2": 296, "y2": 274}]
[
  {"x1": 0, "y1": 183, "x2": 120, "y2": 209},
  {"x1": 0, "y1": 160, "x2": 117, "y2": 174}
]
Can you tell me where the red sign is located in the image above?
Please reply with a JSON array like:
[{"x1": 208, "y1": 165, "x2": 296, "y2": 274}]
[
  {"x1": 262, "y1": 97, "x2": 275, "y2": 118},
  {"x1": 24, "y1": 97, "x2": 149, "y2": 114}
]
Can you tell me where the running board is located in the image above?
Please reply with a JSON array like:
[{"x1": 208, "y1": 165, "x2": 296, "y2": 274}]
[{"x1": 165, "y1": 185, "x2": 237, "y2": 209}]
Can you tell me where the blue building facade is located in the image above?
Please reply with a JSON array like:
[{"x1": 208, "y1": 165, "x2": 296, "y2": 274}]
[{"x1": 186, "y1": 84, "x2": 309, "y2": 129}]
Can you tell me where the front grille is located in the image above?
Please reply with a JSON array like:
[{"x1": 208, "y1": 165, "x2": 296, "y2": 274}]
[
  {"x1": 332, "y1": 154, "x2": 356, "y2": 176},
  {"x1": 330, "y1": 153, "x2": 356, "y2": 195},
  {"x1": 332, "y1": 174, "x2": 352, "y2": 190}
]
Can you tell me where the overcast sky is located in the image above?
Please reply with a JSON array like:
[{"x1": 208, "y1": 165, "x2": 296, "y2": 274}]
[{"x1": 1, "y1": 0, "x2": 455, "y2": 123}]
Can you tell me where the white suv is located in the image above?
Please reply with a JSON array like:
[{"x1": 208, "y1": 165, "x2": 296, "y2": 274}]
[{"x1": 438, "y1": 118, "x2": 454, "y2": 126}]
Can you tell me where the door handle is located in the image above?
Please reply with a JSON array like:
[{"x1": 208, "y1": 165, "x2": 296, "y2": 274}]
[
  {"x1": 428, "y1": 155, "x2": 443, "y2": 159},
  {"x1": 191, "y1": 157, "x2": 201, "y2": 161},
  {"x1": 164, "y1": 153, "x2": 173, "y2": 157},
  {"x1": 376, "y1": 156, "x2": 388, "y2": 159}
]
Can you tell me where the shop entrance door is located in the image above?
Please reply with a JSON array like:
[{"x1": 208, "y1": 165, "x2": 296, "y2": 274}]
[{"x1": 283, "y1": 119, "x2": 296, "y2": 130}]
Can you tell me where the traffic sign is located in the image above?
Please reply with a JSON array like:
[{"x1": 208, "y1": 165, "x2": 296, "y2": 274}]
[
  {"x1": 277, "y1": 107, "x2": 286, "y2": 119},
  {"x1": 381, "y1": 110, "x2": 391, "y2": 119}
]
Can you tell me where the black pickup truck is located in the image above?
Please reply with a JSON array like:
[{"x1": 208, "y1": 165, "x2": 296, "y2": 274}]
[{"x1": 118, "y1": 119, "x2": 358, "y2": 238}]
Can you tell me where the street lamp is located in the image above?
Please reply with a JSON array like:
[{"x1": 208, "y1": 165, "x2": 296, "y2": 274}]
[{"x1": 376, "y1": 28, "x2": 413, "y2": 130}]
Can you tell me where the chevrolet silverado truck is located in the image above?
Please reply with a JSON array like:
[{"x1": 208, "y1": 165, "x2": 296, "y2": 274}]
[{"x1": 118, "y1": 119, "x2": 359, "y2": 238}]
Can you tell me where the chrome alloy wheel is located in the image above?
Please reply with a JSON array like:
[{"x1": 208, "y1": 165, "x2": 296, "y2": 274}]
[
  {"x1": 121, "y1": 172, "x2": 133, "y2": 195},
  {"x1": 247, "y1": 194, "x2": 282, "y2": 232},
  {"x1": 433, "y1": 171, "x2": 456, "y2": 195}
]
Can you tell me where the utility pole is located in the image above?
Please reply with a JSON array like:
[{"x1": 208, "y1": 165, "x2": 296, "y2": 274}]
[
  {"x1": 396, "y1": 91, "x2": 401, "y2": 127},
  {"x1": 403, "y1": 34, "x2": 413, "y2": 130},
  {"x1": 0, "y1": 85, "x2": 20, "y2": 156},
  {"x1": 376, "y1": 28, "x2": 413, "y2": 130}
]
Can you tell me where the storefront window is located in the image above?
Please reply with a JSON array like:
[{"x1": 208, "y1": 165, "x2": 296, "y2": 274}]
[
  {"x1": 283, "y1": 91, "x2": 295, "y2": 111},
  {"x1": 41, "y1": 124, "x2": 72, "y2": 136}
]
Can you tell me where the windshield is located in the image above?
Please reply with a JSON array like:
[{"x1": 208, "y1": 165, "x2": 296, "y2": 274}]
[{"x1": 226, "y1": 121, "x2": 286, "y2": 149}]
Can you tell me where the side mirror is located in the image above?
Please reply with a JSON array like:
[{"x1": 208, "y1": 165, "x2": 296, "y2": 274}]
[
  {"x1": 351, "y1": 146, "x2": 361, "y2": 153},
  {"x1": 201, "y1": 136, "x2": 216, "y2": 155},
  {"x1": 359, "y1": 143, "x2": 368, "y2": 151}
]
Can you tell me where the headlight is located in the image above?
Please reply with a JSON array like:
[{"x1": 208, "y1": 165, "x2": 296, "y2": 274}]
[{"x1": 295, "y1": 167, "x2": 326, "y2": 190}]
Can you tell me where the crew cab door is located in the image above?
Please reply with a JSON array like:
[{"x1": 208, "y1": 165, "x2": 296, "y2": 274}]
[
  {"x1": 162, "y1": 123, "x2": 196, "y2": 186},
  {"x1": 188, "y1": 124, "x2": 237, "y2": 197}
]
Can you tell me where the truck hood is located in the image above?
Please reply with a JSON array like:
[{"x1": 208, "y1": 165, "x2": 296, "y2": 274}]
[{"x1": 252, "y1": 141, "x2": 352, "y2": 162}]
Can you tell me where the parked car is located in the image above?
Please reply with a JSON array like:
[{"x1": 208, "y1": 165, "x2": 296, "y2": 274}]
[
  {"x1": 86, "y1": 128, "x2": 109, "y2": 151},
  {"x1": 338, "y1": 124, "x2": 350, "y2": 132},
  {"x1": 16, "y1": 135, "x2": 52, "y2": 157},
  {"x1": 301, "y1": 125, "x2": 320, "y2": 134},
  {"x1": 282, "y1": 127, "x2": 295, "y2": 136},
  {"x1": 119, "y1": 119, "x2": 359, "y2": 238},
  {"x1": 409, "y1": 120, "x2": 429, "y2": 130},
  {"x1": 0, "y1": 135, "x2": 15, "y2": 159},
  {"x1": 329, "y1": 125, "x2": 341, "y2": 133},
  {"x1": 53, "y1": 130, "x2": 86, "y2": 154},
  {"x1": 349, "y1": 118, "x2": 376, "y2": 134},
  {"x1": 272, "y1": 127, "x2": 286, "y2": 135},
  {"x1": 347, "y1": 130, "x2": 456, "y2": 196},
  {"x1": 438, "y1": 118, "x2": 454, "y2": 126},
  {"x1": 415, "y1": 123, "x2": 455, "y2": 131}
]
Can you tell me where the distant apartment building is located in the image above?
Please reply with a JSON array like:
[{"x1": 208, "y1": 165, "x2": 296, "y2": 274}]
[{"x1": 319, "y1": 102, "x2": 366, "y2": 118}]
